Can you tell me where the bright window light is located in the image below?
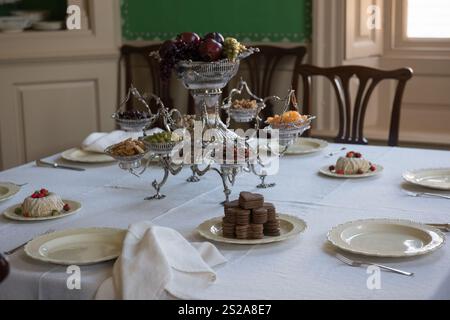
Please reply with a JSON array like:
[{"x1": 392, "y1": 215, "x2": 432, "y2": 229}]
[{"x1": 407, "y1": 0, "x2": 450, "y2": 38}]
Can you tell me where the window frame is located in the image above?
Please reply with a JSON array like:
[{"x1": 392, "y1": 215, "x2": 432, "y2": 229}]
[{"x1": 387, "y1": 0, "x2": 450, "y2": 55}]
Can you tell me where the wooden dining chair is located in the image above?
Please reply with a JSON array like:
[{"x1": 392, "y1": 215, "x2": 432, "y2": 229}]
[
  {"x1": 119, "y1": 44, "x2": 196, "y2": 114},
  {"x1": 294, "y1": 65, "x2": 413, "y2": 146},
  {"x1": 119, "y1": 44, "x2": 170, "y2": 113},
  {"x1": 225, "y1": 45, "x2": 308, "y2": 119},
  {"x1": 0, "y1": 253, "x2": 8, "y2": 283}
]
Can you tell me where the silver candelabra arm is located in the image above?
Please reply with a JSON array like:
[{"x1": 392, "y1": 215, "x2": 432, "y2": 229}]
[
  {"x1": 131, "y1": 88, "x2": 184, "y2": 133},
  {"x1": 249, "y1": 154, "x2": 277, "y2": 189},
  {"x1": 211, "y1": 165, "x2": 242, "y2": 204},
  {"x1": 145, "y1": 154, "x2": 184, "y2": 200},
  {"x1": 130, "y1": 85, "x2": 154, "y2": 115},
  {"x1": 191, "y1": 163, "x2": 212, "y2": 177}
]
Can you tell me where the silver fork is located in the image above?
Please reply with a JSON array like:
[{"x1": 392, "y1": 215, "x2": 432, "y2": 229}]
[
  {"x1": 3, "y1": 229, "x2": 55, "y2": 255},
  {"x1": 326, "y1": 147, "x2": 346, "y2": 157},
  {"x1": 426, "y1": 223, "x2": 450, "y2": 232},
  {"x1": 405, "y1": 191, "x2": 450, "y2": 200},
  {"x1": 336, "y1": 253, "x2": 414, "y2": 276}
]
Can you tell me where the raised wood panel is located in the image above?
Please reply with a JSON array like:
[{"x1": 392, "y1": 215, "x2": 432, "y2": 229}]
[
  {"x1": 0, "y1": 59, "x2": 117, "y2": 170},
  {"x1": 346, "y1": 0, "x2": 383, "y2": 59},
  {"x1": 18, "y1": 81, "x2": 99, "y2": 162},
  {"x1": 402, "y1": 76, "x2": 450, "y2": 106},
  {"x1": 401, "y1": 104, "x2": 450, "y2": 134}
]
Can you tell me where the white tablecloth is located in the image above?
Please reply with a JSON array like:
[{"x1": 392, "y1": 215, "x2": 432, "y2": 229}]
[{"x1": 0, "y1": 144, "x2": 449, "y2": 300}]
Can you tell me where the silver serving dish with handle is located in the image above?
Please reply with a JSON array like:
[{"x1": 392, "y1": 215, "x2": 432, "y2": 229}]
[
  {"x1": 143, "y1": 140, "x2": 182, "y2": 155},
  {"x1": 112, "y1": 114, "x2": 153, "y2": 132},
  {"x1": 222, "y1": 79, "x2": 266, "y2": 124},
  {"x1": 264, "y1": 89, "x2": 315, "y2": 146},
  {"x1": 104, "y1": 144, "x2": 149, "y2": 170},
  {"x1": 112, "y1": 85, "x2": 154, "y2": 132}
]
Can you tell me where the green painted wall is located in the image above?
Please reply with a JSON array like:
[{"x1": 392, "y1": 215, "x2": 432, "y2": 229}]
[{"x1": 121, "y1": 0, "x2": 312, "y2": 43}]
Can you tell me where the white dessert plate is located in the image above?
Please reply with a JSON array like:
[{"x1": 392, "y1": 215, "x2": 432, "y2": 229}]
[
  {"x1": 0, "y1": 182, "x2": 20, "y2": 202},
  {"x1": 319, "y1": 164, "x2": 383, "y2": 178},
  {"x1": 403, "y1": 168, "x2": 450, "y2": 191},
  {"x1": 61, "y1": 148, "x2": 115, "y2": 163},
  {"x1": 327, "y1": 219, "x2": 445, "y2": 257},
  {"x1": 25, "y1": 227, "x2": 126, "y2": 265},
  {"x1": 0, "y1": 16, "x2": 31, "y2": 32},
  {"x1": 3, "y1": 200, "x2": 81, "y2": 222},
  {"x1": 285, "y1": 138, "x2": 328, "y2": 155},
  {"x1": 197, "y1": 214, "x2": 307, "y2": 245},
  {"x1": 11, "y1": 10, "x2": 49, "y2": 23}
]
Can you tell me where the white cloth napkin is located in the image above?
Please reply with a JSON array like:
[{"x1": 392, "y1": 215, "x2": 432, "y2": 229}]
[
  {"x1": 82, "y1": 129, "x2": 162, "y2": 153},
  {"x1": 95, "y1": 222, "x2": 227, "y2": 300}
]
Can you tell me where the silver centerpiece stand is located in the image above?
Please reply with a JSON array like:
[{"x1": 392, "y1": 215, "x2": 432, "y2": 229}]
[{"x1": 108, "y1": 47, "x2": 315, "y2": 203}]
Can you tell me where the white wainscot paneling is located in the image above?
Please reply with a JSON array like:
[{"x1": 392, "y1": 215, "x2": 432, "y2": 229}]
[{"x1": 17, "y1": 80, "x2": 100, "y2": 162}]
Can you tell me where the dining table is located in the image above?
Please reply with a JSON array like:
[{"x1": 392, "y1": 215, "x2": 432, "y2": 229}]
[{"x1": 0, "y1": 142, "x2": 449, "y2": 300}]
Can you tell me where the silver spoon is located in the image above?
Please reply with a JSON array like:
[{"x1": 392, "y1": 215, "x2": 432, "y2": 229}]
[{"x1": 326, "y1": 147, "x2": 346, "y2": 157}]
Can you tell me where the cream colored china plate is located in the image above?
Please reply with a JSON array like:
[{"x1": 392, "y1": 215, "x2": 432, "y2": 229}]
[
  {"x1": 0, "y1": 182, "x2": 20, "y2": 202},
  {"x1": 327, "y1": 219, "x2": 445, "y2": 257},
  {"x1": 61, "y1": 148, "x2": 115, "y2": 163},
  {"x1": 285, "y1": 138, "x2": 329, "y2": 155},
  {"x1": 25, "y1": 227, "x2": 126, "y2": 265},
  {"x1": 403, "y1": 168, "x2": 450, "y2": 191},
  {"x1": 3, "y1": 200, "x2": 81, "y2": 221},
  {"x1": 197, "y1": 214, "x2": 307, "y2": 245},
  {"x1": 319, "y1": 164, "x2": 383, "y2": 179}
]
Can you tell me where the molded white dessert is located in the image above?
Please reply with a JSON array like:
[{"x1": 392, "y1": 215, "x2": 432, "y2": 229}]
[
  {"x1": 335, "y1": 154, "x2": 371, "y2": 175},
  {"x1": 22, "y1": 192, "x2": 65, "y2": 218}
]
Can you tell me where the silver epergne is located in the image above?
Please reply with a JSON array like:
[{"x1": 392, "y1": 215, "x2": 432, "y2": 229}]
[{"x1": 109, "y1": 47, "x2": 315, "y2": 203}]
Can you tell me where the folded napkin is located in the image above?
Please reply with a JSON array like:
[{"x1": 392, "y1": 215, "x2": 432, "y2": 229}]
[
  {"x1": 82, "y1": 129, "x2": 162, "y2": 153},
  {"x1": 95, "y1": 222, "x2": 227, "y2": 300}
]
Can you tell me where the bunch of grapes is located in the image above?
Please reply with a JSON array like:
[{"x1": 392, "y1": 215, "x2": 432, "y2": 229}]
[
  {"x1": 158, "y1": 39, "x2": 201, "y2": 81},
  {"x1": 159, "y1": 40, "x2": 180, "y2": 82},
  {"x1": 223, "y1": 37, "x2": 247, "y2": 62}
]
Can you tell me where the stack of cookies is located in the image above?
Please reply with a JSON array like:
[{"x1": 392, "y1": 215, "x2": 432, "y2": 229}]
[{"x1": 222, "y1": 192, "x2": 281, "y2": 239}]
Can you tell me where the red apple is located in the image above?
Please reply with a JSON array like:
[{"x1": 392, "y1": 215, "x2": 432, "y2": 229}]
[
  {"x1": 199, "y1": 38, "x2": 223, "y2": 62},
  {"x1": 176, "y1": 32, "x2": 201, "y2": 45},
  {"x1": 203, "y1": 32, "x2": 224, "y2": 44}
]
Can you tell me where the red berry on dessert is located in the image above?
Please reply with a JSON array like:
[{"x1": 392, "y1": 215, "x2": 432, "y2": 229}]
[
  {"x1": 354, "y1": 152, "x2": 362, "y2": 158},
  {"x1": 370, "y1": 165, "x2": 376, "y2": 172},
  {"x1": 63, "y1": 204, "x2": 70, "y2": 212},
  {"x1": 346, "y1": 152, "x2": 355, "y2": 158},
  {"x1": 329, "y1": 165, "x2": 335, "y2": 171}
]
